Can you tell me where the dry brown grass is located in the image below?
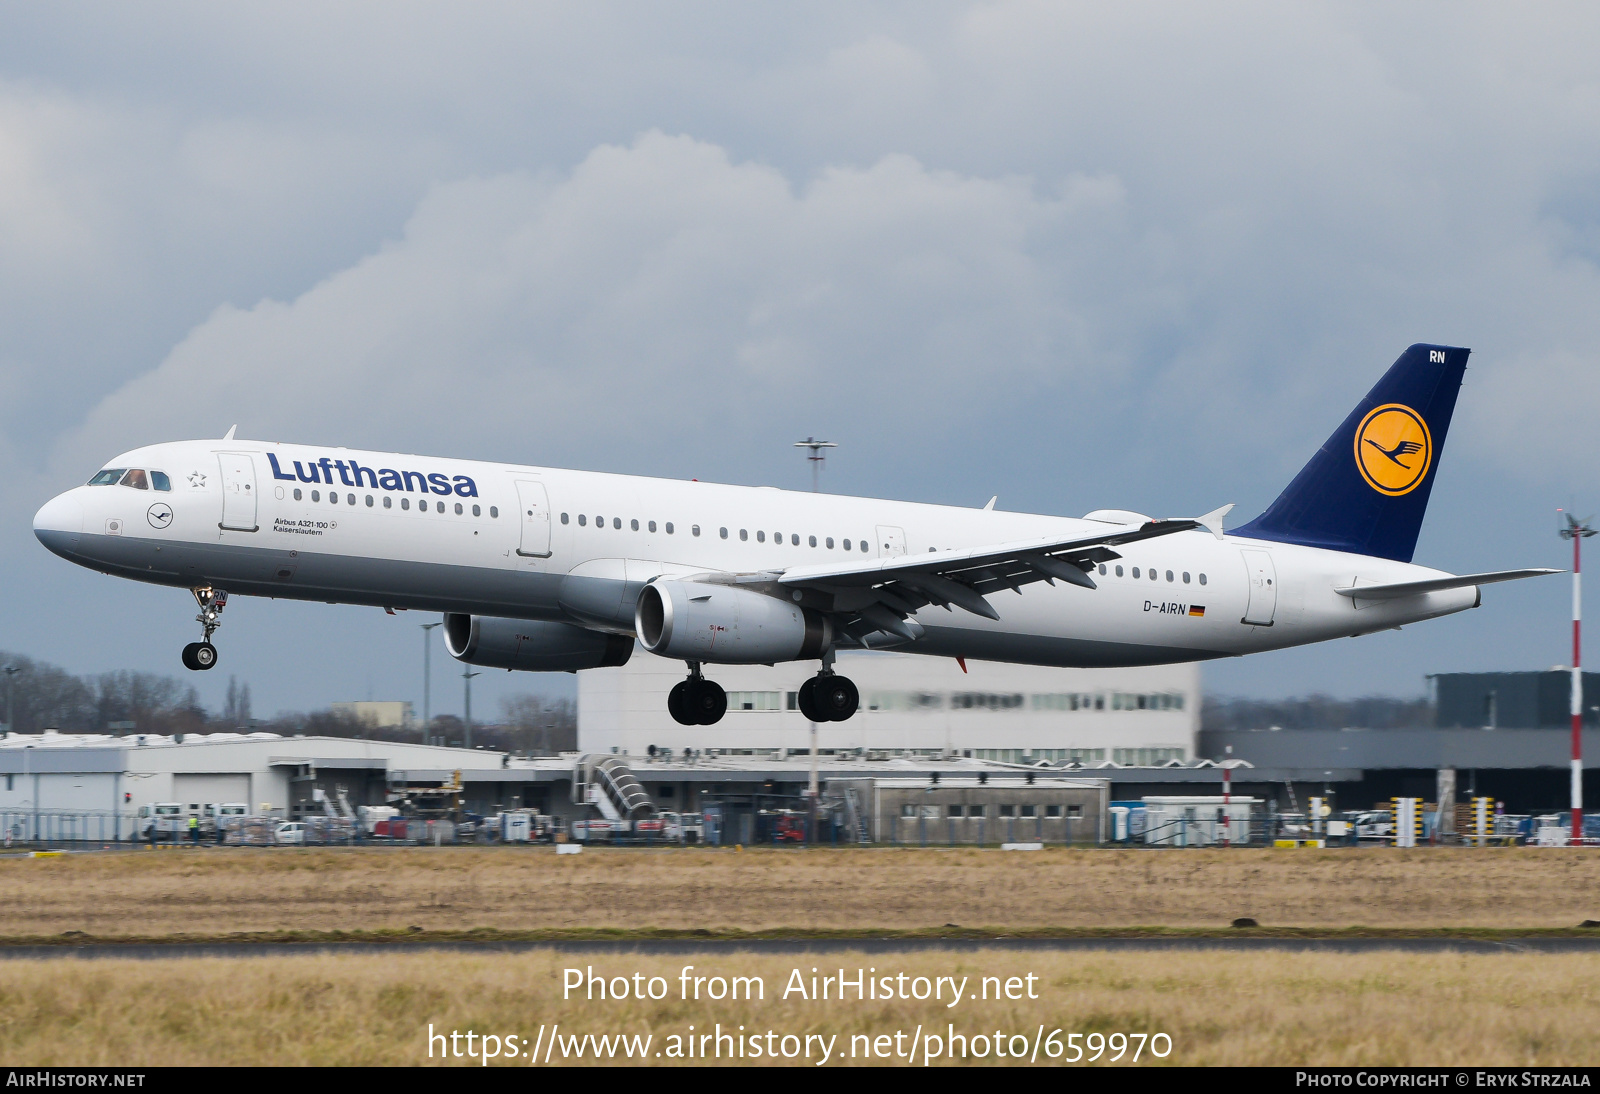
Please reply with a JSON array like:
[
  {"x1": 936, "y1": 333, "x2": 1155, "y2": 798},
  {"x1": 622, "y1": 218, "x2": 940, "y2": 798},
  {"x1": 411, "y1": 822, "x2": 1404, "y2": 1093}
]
[
  {"x1": 2, "y1": 845, "x2": 1599, "y2": 937},
  {"x1": 0, "y1": 948, "x2": 1594, "y2": 1066}
]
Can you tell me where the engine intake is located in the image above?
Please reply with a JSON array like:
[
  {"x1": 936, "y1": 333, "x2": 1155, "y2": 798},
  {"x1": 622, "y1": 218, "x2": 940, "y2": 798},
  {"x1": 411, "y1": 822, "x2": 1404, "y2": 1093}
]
[
  {"x1": 443, "y1": 615, "x2": 633, "y2": 672},
  {"x1": 635, "y1": 581, "x2": 829, "y2": 663}
]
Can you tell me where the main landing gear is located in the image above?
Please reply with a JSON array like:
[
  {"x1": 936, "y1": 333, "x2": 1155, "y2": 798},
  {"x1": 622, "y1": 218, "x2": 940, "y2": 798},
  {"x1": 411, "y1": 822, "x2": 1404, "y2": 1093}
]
[
  {"x1": 798, "y1": 672, "x2": 859, "y2": 722},
  {"x1": 668, "y1": 663, "x2": 727, "y2": 726},
  {"x1": 181, "y1": 587, "x2": 227, "y2": 671}
]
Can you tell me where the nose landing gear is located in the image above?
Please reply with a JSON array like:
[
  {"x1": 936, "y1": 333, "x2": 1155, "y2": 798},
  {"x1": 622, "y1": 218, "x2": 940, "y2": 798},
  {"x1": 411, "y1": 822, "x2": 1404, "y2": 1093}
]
[
  {"x1": 181, "y1": 587, "x2": 227, "y2": 671},
  {"x1": 668, "y1": 663, "x2": 727, "y2": 725}
]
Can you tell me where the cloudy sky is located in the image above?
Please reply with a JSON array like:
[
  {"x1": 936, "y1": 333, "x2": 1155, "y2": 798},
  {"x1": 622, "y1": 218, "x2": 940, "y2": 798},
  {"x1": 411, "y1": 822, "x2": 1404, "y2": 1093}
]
[{"x1": 4, "y1": 2, "x2": 1600, "y2": 719}]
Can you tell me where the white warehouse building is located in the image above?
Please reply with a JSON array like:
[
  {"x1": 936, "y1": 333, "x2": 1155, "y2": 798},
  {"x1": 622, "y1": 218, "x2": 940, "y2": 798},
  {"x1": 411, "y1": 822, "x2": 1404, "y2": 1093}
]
[{"x1": 579, "y1": 649, "x2": 1200, "y2": 763}]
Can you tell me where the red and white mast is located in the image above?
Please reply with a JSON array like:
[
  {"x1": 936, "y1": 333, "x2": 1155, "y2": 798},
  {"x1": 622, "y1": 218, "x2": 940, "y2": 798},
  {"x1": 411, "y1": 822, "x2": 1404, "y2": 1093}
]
[{"x1": 1561, "y1": 512, "x2": 1594, "y2": 845}]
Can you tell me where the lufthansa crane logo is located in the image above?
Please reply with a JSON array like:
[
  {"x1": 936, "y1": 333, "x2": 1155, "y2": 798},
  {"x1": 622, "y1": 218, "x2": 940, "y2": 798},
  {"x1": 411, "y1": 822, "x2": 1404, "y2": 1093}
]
[{"x1": 1354, "y1": 403, "x2": 1432, "y2": 496}]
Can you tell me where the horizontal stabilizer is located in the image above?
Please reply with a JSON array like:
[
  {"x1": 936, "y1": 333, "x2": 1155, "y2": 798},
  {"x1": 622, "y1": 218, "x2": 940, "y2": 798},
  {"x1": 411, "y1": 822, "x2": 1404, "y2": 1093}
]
[{"x1": 1333, "y1": 568, "x2": 1562, "y2": 601}]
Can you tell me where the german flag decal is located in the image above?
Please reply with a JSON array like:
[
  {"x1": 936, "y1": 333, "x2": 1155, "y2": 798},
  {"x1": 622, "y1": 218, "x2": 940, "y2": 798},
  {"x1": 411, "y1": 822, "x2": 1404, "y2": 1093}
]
[{"x1": 1188, "y1": 605, "x2": 1206, "y2": 617}]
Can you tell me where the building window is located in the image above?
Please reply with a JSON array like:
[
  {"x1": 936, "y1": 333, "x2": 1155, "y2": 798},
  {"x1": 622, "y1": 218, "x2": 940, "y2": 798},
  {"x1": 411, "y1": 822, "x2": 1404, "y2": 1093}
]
[
  {"x1": 998, "y1": 805, "x2": 1016, "y2": 818},
  {"x1": 786, "y1": 691, "x2": 798, "y2": 710},
  {"x1": 726, "y1": 691, "x2": 781, "y2": 711},
  {"x1": 901, "y1": 805, "x2": 916, "y2": 818},
  {"x1": 1046, "y1": 805, "x2": 1062, "y2": 818},
  {"x1": 946, "y1": 805, "x2": 963, "y2": 818},
  {"x1": 1021, "y1": 805, "x2": 1037, "y2": 818},
  {"x1": 968, "y1": 805, "x2": 985, "y2": 818}
]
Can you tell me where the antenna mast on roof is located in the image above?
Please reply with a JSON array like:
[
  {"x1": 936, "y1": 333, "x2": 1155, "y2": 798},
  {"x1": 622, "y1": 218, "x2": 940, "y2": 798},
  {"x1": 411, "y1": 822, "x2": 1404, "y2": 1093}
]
[
  {"x1": 1560, "y1": 510, "x2": 1595, "y2": 844},
  {"x1": 793, "y1": 437, "x2": 837, "y2": 493}
]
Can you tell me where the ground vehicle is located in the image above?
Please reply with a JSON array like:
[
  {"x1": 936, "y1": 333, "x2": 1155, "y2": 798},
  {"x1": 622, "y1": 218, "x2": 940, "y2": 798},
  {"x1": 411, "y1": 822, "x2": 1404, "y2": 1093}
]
[
  {"x1": 1353, "y1": 811, "x2": 1394, "y2": 843},
  {"x1": 659, "y1": 811, "x2": 704, "y2": 843},
  {"x1": 137, "y1": 802, "x2": 185, "y2": 841},
  {"x1": 274, "y1": 821, "x2": 307, "y2": 845},
  {"x1": 571, "y1": 819, "x2": 624, "y2": 842}
]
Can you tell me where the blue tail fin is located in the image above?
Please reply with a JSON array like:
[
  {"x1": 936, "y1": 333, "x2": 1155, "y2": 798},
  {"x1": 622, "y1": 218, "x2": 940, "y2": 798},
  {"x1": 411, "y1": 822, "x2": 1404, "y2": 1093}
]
[{"x1": 1233, "y1": 343, "x2": 1468, "y2": 562}]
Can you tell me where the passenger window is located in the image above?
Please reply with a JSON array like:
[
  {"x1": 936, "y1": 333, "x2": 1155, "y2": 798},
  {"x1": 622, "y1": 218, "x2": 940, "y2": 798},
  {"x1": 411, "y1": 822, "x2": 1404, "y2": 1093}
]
[
  {"x1": 561, "y1": 513, "x2": 569, "y2": 524},
  {"x1": 1151, "y1": 569, "x2": 1158, "y2": 581},
  {"x1": 383, "y1": 496, "x2": 391, "y2": 509},
  {"x1": 631, "y1": 519, "x2": 639, "y2": 531},
  {"x1": 1182, "y1": 572, "x2": 1190, "y2": 584},
  {"x1": 791, "y1": 534, "x2": 799, "y2": 546},
  {"x1": 1199, "y1": 573, "x2": 1207, "y2": 585},
  {"x1": 312, "y1": 490, "x2": 321, "y2": 502},
  {"x1": 843, "y1": 539, "x2": 851, "y2": 551},
  {"x1": 490, "y1": 506, "x2": 498, "y2": 518},
  {"x1": 692, "y1": 525, "x2": 701, "y2": 537},
  {"x1": 121, "y1": 469, "x2": 149, "y2": 490},
  {"x1": 416, "y1": 499, "x2": 425, "y2": 511},
  {"x1": 613, "y1": 517, "x2": 621, "y2": 529},
  {"x1": 757, "y1": 530, "x2": 765, "y2": 543},
  {"x1": 455, "y1": 502, "x2": 464, "y2": 515},
  {"x1": 665, "y1": 522, "x2": 674, "y2": 534},
  {"x1": 1166, "y1": 570, "x2": 1173, "y2": 582},
  {"x1": 825, "y1": 537, "x2": 833, "y2": 549},
  {"x1": 349, "y1": 494, "x2": 356, "y2": 506},
  {"x1": 294, "y1": 488, "x2": 303, "y2": 501},
  {"x1": 719, "y1": 527, "x2": 728, "y2": 539},
  {"x1": 808, "y1": 535, "x2": 817, "y2": 547},
  {"x1": 578, "y1": 514, "x2": 586, "y2": 526},
  {"x1": 648, "y1": 521, "x2": 657, "y2": 532},
  {"x1": 1098, "y1": 564, "x2": 1107, "y2": 575},
  {"x1": 1115, "y1": 565, "x2": 1123, "y2": 577},
  {"x1": 739, "y1": 529, "x2": 748, "y2": 541},
  {"x1": 473, "y1": 504, "x2": 481, "y2": 517},
  {"x1": 331, "y1": 492, "x2": 340, "y2": 505},
  {"x1": 366, "y1": 495, "x2": 374, "y2": 507},
  {"x1": 1131, "y1": 567, "x2": 1139, "y2": 578},
  {"x1": 401, "y1": 498, "x2": 410, "y2": 510},
  {"x1": 151, "y1": 471, "x2": 172, "y2": 492},
  {"x1": 774, "y1": 532, "x2": 782, "y2": 544}
]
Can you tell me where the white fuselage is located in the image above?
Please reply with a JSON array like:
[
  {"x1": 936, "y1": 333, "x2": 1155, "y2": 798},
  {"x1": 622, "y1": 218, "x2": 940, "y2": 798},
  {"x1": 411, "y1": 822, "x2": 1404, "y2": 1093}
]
[{"x1": 32, "y1": 438, "x2": 1478, "y2": 669}]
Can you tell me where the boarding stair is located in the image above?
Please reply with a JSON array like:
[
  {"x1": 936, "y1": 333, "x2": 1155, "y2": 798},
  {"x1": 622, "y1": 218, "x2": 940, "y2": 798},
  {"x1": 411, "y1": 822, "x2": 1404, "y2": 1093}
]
[{"x1": 573, "y1": 755, "x2": 657, "y2": 821}]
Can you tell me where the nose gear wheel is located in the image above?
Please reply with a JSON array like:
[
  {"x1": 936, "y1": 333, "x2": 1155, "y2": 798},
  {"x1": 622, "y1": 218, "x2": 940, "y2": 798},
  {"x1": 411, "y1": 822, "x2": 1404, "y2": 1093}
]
[{"x1": 182, "y1": 587, "x2": 228, "y2": 671}]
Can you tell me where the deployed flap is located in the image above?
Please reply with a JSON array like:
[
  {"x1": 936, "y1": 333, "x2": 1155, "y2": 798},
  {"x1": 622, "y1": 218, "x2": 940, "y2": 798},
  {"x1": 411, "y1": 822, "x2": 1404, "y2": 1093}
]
[
  {"x1": 1333, "y1": 568, "x2": 1561, "y2": 600},
  {"x1": 778, "y1": 513, "x2": 1218, "y2": 640}
]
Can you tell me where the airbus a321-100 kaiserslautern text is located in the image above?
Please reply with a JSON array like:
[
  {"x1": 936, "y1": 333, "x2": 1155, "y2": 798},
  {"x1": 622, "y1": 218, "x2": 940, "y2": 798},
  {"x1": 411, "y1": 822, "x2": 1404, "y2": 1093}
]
[{"x1": 33, "y1": 344, "x2": 1558, "y2": 725}]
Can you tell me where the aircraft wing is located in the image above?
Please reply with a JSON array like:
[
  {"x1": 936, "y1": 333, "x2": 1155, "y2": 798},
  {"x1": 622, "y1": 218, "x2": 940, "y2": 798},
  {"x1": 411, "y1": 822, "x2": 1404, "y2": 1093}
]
[
  {"x1": 772, "y1": 505, "x2": 1232, "y2": 643},
  {"x1": 1332, "y1": 568, "x2": 1562, "y2": 601}
]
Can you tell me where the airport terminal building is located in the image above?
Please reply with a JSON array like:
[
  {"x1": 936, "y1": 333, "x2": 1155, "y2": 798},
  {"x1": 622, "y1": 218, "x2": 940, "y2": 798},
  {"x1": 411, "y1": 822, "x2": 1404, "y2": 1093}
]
[{"x1": 577, "y1": 648, "x2": 1200, "y2": 764}]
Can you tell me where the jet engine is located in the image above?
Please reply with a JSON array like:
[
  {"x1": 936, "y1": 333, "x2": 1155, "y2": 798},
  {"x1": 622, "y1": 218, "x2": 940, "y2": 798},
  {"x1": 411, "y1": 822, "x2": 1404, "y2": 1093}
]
[
  {"x1": 635, "y1": 580, "x2": 829, "y2": 663},
  {"x1": 442, "y1": 614, "x2": 633, "y2": 672}
]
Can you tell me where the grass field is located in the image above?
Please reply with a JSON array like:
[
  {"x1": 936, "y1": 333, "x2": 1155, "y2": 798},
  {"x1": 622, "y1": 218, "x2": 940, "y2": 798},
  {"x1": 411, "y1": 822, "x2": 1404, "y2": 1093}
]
[
  {"x1": 1, "y1": 948, "x2": 1593, "y2": 1066},
  {"x1": 1, "y1": 845, "x2": 1598, "y2": 939}
]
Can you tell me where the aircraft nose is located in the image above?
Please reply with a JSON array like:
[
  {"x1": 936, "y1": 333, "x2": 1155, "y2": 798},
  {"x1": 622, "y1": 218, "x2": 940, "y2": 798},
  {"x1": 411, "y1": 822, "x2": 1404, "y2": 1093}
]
[{"x1": 33, "y1": 491, "x2": 84, "y2": 556}]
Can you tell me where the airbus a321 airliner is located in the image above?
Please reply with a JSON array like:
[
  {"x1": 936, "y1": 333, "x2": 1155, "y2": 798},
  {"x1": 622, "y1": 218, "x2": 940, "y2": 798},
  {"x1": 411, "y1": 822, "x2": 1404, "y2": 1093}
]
[{"x1": 33, "y1": 344, "x2": 1556, "y2": 725}]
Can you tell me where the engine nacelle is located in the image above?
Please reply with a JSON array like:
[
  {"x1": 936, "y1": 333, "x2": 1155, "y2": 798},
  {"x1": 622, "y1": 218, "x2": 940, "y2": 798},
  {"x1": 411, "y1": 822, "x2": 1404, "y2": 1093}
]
[
  {"x1": 443, "y1": 614, "x2": 633, "y2": 672},
  {"x1": 635, "y1": 581, "x2": 829, "y2": 664}
]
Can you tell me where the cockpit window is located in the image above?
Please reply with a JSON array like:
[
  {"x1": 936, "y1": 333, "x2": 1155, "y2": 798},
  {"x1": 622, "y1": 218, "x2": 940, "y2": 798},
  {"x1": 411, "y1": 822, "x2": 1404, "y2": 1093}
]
[
  {"x1": 88, "y1": 469, "x2": 126, "y2": 486},
  {"x1": 120, "y1": 469, "x2": 149, "y2": 490},
  {"x1": 151, "y1": 471, "x2": 172, "y2": 492}
]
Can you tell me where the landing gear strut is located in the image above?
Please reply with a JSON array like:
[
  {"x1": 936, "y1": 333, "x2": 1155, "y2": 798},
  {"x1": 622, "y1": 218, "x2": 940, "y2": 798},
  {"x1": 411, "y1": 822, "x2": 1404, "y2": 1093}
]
[
  {"x1": 181, "y1": 587, "x2": 227, "y2": 671},
  {"x1": 668, "y1": 662, "x2": 727, "y2": 726}
]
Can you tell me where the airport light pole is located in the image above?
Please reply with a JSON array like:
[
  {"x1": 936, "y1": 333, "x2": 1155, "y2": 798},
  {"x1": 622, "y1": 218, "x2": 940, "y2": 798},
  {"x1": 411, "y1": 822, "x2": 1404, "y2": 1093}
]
[
  {"x1": 462, "y1": 669, "x2": 480, "y2": 751},
  {"x1": 1560, "y1": 513, "x2": 1595, "y2": 844},
  {"x1": 793, "y1": 437, "x2": 837, "y2": 493},
  {"x1": 420, "y1": 622, "x2": 442, "y2": 745},
  {"x1": 2, "y1": 664, "x2": 17, "y2": 736}
]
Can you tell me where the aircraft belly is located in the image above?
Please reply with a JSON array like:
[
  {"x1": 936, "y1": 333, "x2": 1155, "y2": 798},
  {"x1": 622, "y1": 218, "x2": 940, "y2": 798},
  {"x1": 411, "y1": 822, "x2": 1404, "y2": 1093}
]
[{"x1": 911, "y1": 624, "x2": 1223, "y2": 668}]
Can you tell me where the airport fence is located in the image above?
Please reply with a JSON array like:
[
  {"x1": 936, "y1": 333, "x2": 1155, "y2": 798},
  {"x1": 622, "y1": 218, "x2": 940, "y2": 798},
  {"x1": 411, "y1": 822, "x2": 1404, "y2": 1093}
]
[{"x1": 1, "y1": 809, "x2": 138, "y2": 846}]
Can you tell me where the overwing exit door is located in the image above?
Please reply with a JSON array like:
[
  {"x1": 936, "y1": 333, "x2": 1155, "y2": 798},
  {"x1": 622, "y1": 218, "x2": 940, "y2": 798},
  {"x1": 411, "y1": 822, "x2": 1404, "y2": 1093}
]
[
  {"x1": 1241, "y1": 549, "x2": 1277, "y2": 625},
  {"x1": 876, "y1": 525, "x2": 906, "y2": 558},
  {"x1": 217, "y1": 453, "x2": 258, "y2": 532},
  {"x1": 514, "y1": 480, "x2": 552, "y2": 557}
]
